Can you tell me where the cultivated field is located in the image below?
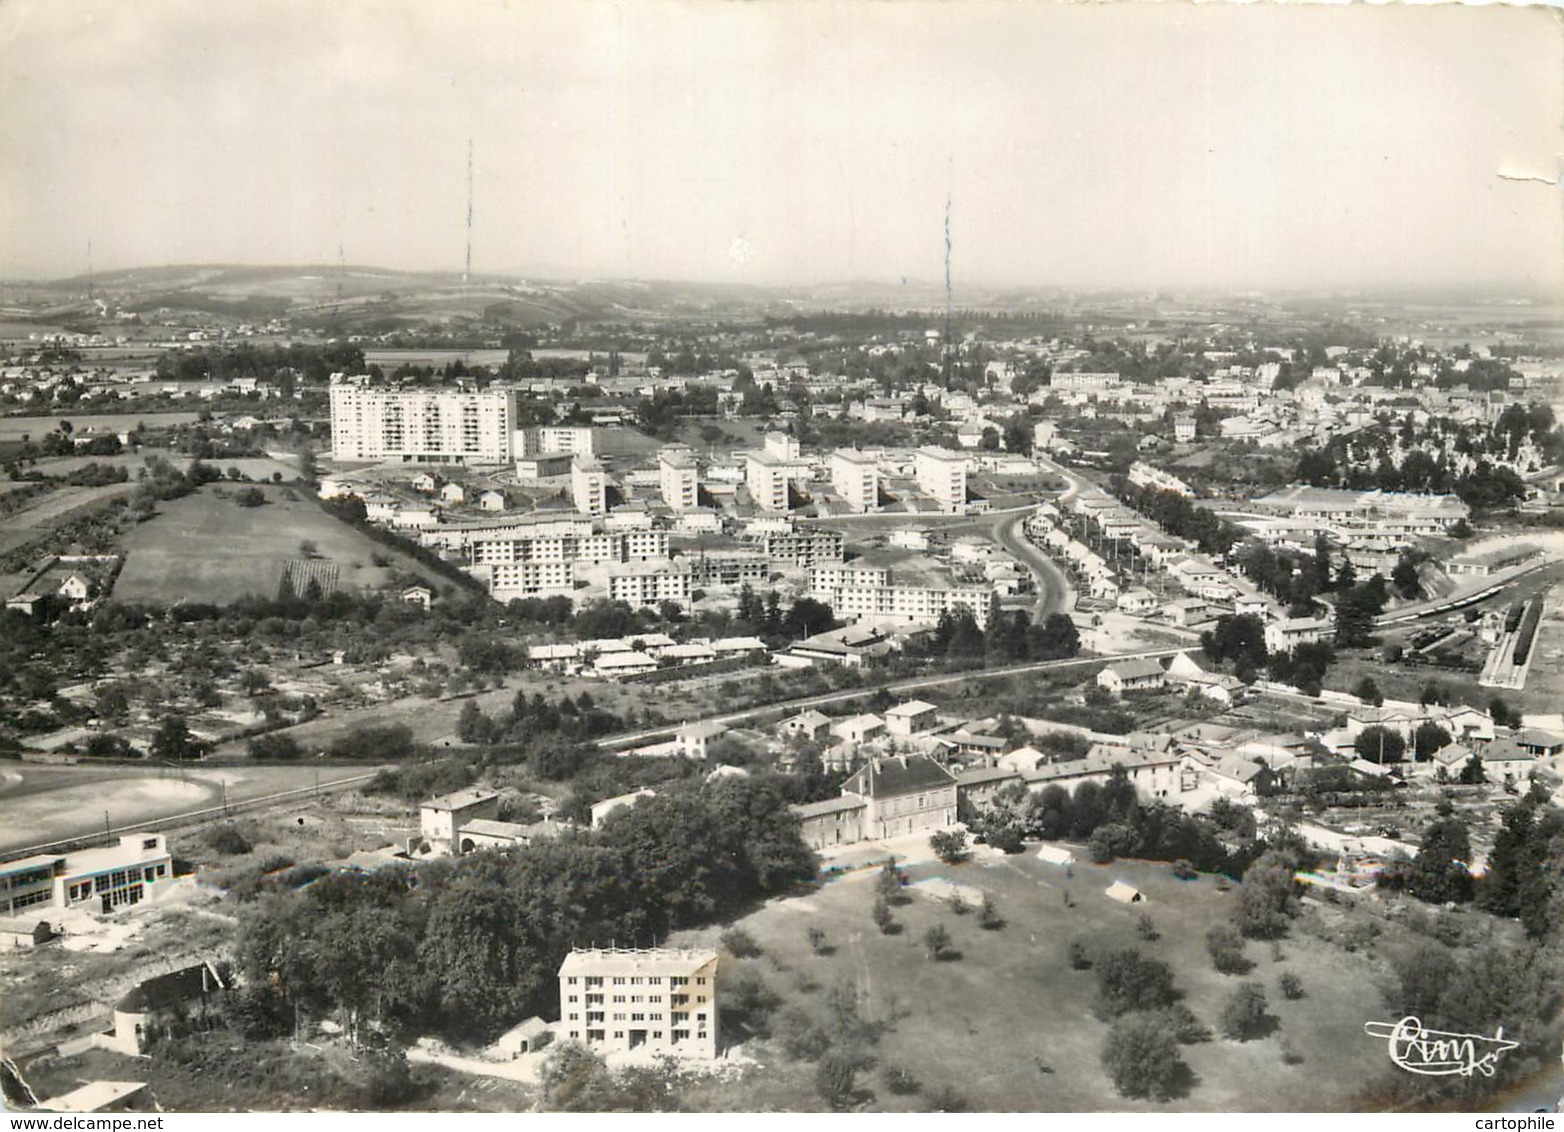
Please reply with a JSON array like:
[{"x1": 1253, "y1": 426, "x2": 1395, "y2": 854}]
[
  {"x1": 670, "y1": 849, "x2": 1393, "y2": 1112},
  {"x1": 112, "y1": 486, "x2": 428, "y2": 604}
]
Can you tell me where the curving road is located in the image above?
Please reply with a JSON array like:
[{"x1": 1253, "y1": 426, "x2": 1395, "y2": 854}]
[{"x1": 990, "y1": 510, "x2": 1076, "y2": 618}]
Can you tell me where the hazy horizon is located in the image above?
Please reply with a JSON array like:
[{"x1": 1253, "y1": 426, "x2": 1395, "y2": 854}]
[{"x1": 3, "y1": 1, "x2": 1561, "y2": 295}]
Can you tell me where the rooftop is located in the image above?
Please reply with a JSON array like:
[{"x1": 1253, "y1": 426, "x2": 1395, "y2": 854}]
[
  {"x1": 557, "y1": 947, "x2": 719, "y2": 977},
  {"x1": 844, "y1": 754, "x2": 957, "y2": 799},
  {"x1": 423, "y1": 788, "x2": 500, "y2": 813}
]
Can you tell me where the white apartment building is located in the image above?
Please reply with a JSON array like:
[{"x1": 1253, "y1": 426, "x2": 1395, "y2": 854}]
[
  {"x1": 830, "y1": 449, "x2": 880, "y2": 513},
  {"x1": 608, "y1": 561, "x2": 694, "y2": 608},
  {"x1": 515, "y1": 426, "x2": 595, "y2": 458},
  {"x1": 762, "y1": 528, "x2": 845, "y2": 567},
  {"x1": 809, "y1": 559, "x2": 995, "y2": 629},
  {"x1": 571, "y1": 457, "x2": 609, "y2": 517},
  {"x1": 659, "y1": 447, "x2": 699, "y2": 512},
  {"x1": 1051, "y1": 371, "x2": 1122, "y2": 391},
  {"x1": 468, "y1": 530, "x2": 668, "y2": 567},
  {"x1": 558, "y1": 947, "x2": 719, "y2": 1059},
  {"x1": 913, "y1": 447, "x2": 968, "y2": 514},
  {"x1": 762, "y1": 431, "x2": 800, "y2": 461},
  {"x1": 745, "y1": 450, "x2": 791, "y2": 512},
  {"x1": 485, "y1": 560, "x2": 575, "y2": 598},
  {"x1": 329, "y1": 386, "x2": 517, "y2": 465}
]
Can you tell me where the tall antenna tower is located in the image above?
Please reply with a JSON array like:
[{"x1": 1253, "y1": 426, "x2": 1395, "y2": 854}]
[
  {"x1": 464, "y1": 139, "x2": 474, "y2": 286},
  {"x1": 942, "y1": 185, "x2": 954, "y2": 388}
]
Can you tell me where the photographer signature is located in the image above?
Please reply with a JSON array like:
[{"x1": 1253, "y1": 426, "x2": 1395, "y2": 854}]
[{"x1": 1364, "y1": 1017, "x2": 1519, "y2": 1078}]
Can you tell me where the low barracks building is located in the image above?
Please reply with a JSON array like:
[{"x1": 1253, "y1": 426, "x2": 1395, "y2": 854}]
[{"x1": 558, "y1": 947, "x2": 719, "y2": 1059}]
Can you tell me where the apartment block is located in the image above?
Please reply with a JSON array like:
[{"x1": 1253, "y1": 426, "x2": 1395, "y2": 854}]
[
  {"x1": 329, "y1": 386, "x2": 517, "y2": 465},
  {"x1": 515, "y1": 426, "x2": 595, "y2": 458},
  {"x1": 829, "y1": 449, "x2": 880, "y2": 513},
  {"x1": 571, "y1": 457, "x2": 609, "y2": 517},
  {"x1": 659, "y1": 447, "x2": 699, "y2": 512},
  {"x1": 608, "y1": 561, "x2": 694, "y2": 608},
  {"x1": 745, "y1": 450, "x2": 791, "y2": 512},
  {"x1": 762, "y1": 528, "x2": 845, "y2": 568},
  {"x1": 486, "y1": 560, "x2": 575, "y2": 598},
  {"x1": 558, "y1": 947, "x2": 719, "y2": 1059},
  {"x1": 913, "y1": 446, "x2": 968, "y2": 514}
]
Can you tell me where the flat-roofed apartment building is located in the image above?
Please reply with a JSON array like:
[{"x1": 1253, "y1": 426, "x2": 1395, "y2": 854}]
[
  {"x1": 484, "y1": 560, "x2": 575, "y2": 599},
  {"x1": 516, "y1": 426, "x2": 595, "y2": 458},
  {"x1": 809, "y1": 553, "x2": 996, "y2": 629},
  {"x1": 659, "y1": 447, "x2": 699, "y2": 512},
  {"x1": 608, "y1": 560, "x2": 694, "y2": 608},
  {"x1": 468, "y1": 530, "x2": 668, "y2": 567},
  {"x1": 744, "y1": 449, "x2": 791, "y2": 512},
  {"x1": 829, "y1": 449, "x2": 880, "y2": 513},
  {"x1": 558, "y1": 947, "x2": 719, "y2": 1058},
  {"x1": 763, "y1": 528, "x2": 845, "y2": 567},
  {"x1": 329, "y1": 385, "x2": 516, "y2": 465},
  {"x1": 1, "y1": 834, "x2": 173, "y2": 916},
  {"x1": 913, "y1": 446, "x2": 968, "y2": 514},
  {"x1": 571, "y1": 457, "x2": 609, "y2": 517}
]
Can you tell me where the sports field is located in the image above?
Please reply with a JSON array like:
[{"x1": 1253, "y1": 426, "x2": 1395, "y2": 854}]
[
  {"x1": 0, "y1": 763, "x2": 377, "y2": 854},
  {"x1": 113, "y1": 486, "x2": 426, "y2": 604}
]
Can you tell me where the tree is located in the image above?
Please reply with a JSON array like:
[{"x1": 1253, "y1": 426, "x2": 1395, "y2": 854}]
[
  {"x1": 978, "y1": 892, "x2": 1003, "y2": 930},
  {"x1": 815, "y1": 1050, "x2": 860, "y2": 1111},
  {"x1": 1392, "y1": 554, "x2": 1422, "y2": 599},
  {"x1": 1413, "y1": 722, "x2": 1453, "y2": 762},
  {"x1": 1093, "y1": 949, "x2": 1180, "y2": 1020},
  {"x1": 151, "y1": 714, "x2": 203, "y2": 761},
  {"x1": 1201, "y1": 614, "x2": 1268, "y2": 671},
  {"x1": 248, "y1": 732, "x2": 303, "y2": 761},
  {"x1": 928, "y1": 829, "x2": 969, "y2": 865},
  {"x1": 1355, "y1": 725, "x2": 1407, "y2": 765},
  {"x1": 457, "y1": 700, "x2": 492, "y2": 745},
  {"x1": 1352, "y1": 676, "x2": 1383, "y2": 707},
  {"x1": 1205, "y1": 923, "x2": 1249, "y2": 974},
  {"x1": 1233, "y1": 851, "x2": 1300, "y2": 939},
  {"x1": 1220, "y1": 982, "x2": 1270, "y2": 1041},
  {"x1": 923, "y1": 923, "x2": 953, "y2": 961},
  {"x1": 1101, "y1": 1013, "x2": 1187, "y2": 1101},
  {"x1": 807, "y1": 926, "x2": 828, "y2": 955},
  {"x1": 872, "y1": 895, "x2": 895, "y2": 935},
  {"x1": 1031, "y1": 612, "x2": 1081, "y2": 660},
  {"x1": 1410, "y1": 815, "x2": 1474, "y2": 904},
  {"x1": 1278, "y1": 971, "x2": 1304, "y2": 1000},
  {"x1": 234, "y1": 486, "x2": 266, "y2": 508}
]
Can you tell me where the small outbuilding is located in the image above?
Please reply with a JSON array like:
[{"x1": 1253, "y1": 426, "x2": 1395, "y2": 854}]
[
  {"x1": 1105, "y1": 880, "x2": 1145, "y2": 904},
  {"x1": 1036, "y1": 844, "x2": 1076, "y2": 867},
  {"x1": 492, "y1": 1016, "x2": 551, "y2": 1058}
]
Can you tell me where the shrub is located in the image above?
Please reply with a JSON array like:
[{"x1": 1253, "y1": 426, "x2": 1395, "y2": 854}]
[
  {"x1": 923, "y1": 924, "x2": 953, "y2": 961},
  {"x1": 929, "y1": 829, "x2": 969, "y2": 864},
  {"x1": 978, "y1": 892, "x2": 1003, "y2": 931},
  {"x1": 1206, "y1": 923, "x2": 1250, "y2": 975},
  {"x1": 1171, "y1": 858, "x2": 1198, "y2": 880},
  {"x1": 1136, "y1": 914, "x2": 1159, "y2": 942},
  {"x1": 1101, "y1": 1013, "x2": 1187, "y2": 1101},
  {"x1": 1093, "y1": 949, "x2": 1180, "y2": 1020},
  {"x1": 872, "y1": 895, "x2": 895, "y2": 935},
  {"x1": 233, "y1": 486, "x2": 266, "y2": 508},
  {"x1": 721, "y1": 926, "x2": 762, "y2": 958},
  {"x1": 204, "y1": 824, "x2": 253, "y2": 856},
  {"x1": 1068, "y1": 940, "x2": 1094, "y2": 970},
  {"x1": 807, "y1": 926, "x2": 829, "y2": 954},
  {"x1": 1279, "y1": 971, "x2": 1304, "y2": 1000},
  {"x1": 1220, "y1": 982, "x2": 1271, "y2": 1041},
  {"x1": 923, "y1": 1084, "x2": 969, "y2": 1112},
  {"x1": 882, "y1": 1065, "x2": 921, "y2": 1095}
]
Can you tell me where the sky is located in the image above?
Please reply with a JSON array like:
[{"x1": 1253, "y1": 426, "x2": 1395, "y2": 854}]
[{"x1": 1, "y1": 0, "x2": 1560, "y2": 294}]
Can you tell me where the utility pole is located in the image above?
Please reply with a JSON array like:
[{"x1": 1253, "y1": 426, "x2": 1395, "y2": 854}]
[{"x1": 464, "y1": 138, "x2": 474, "y2": 287}]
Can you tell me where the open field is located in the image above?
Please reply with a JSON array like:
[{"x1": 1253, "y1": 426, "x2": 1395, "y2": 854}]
[
  {"x1": 0, "y1": 482, "x2": 136, "y2": 556},
  {"x1": 0, "y1": 412, "x2": 203, "y2": 443},
  {"x1": 669, "y1": 848, "x2": 1393, "y2": 1112},
  {"x1": 112, "y1": 486, "x2": 435, "y2": 604},
  {"x1": 0, "y1": 763, "x2": 378, "y2": 854}
]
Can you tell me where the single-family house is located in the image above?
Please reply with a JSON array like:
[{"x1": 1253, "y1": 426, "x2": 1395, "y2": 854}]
[
  {"x1": 1097, "y1": 657, "x2": 1166, "y2": 695},
  {"x1": 105, "y1": 961, "x2": 227, "y2": 1055},
  {"x1": 884, "y1": 700, "x2": 939, "y2": 738},
  {"x1": 777, "y1": 710, "x2": 832, "y2": 742}
]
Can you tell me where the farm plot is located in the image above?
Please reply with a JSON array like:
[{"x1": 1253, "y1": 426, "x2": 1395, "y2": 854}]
[{"x1": 112, "y1": 486, "x2": 416, "y2": 605}]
